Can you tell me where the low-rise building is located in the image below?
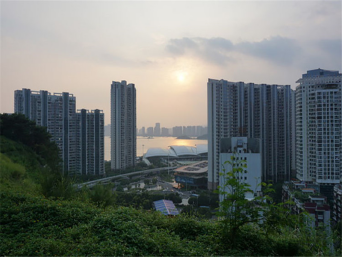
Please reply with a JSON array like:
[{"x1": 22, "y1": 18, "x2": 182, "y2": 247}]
[
  {"x1": 174, "y1": 161, "x2": 208, "y2": 189},
  {"x1": 219, "y1": 137, "x2": 262, "y2": 203},
  {"x1": 282, "y1": 181, "x2": 330, "y2": 228}
]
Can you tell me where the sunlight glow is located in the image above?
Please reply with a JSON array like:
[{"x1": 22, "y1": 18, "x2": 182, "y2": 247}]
[
  {"x1": 176, "y1": 71, "x2": 188, "y2": 83},
  {"x1": 178, "y1": 74, "x2": 185, "y2": 82}
]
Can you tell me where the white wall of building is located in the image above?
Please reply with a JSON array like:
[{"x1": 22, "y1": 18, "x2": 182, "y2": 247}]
[{"x1": 219, "y1": 137, "x2": 262, "y2": 203}]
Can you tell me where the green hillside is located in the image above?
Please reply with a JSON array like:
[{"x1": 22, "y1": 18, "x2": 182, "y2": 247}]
[{"x1": 0, "y1": 114, "x2": 336, "y2": 256}]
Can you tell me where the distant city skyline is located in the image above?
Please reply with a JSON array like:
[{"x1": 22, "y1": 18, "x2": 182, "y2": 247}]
[
  {"x1": 1, "y1": 1, "x2": 341, "y2": 127},
  {"x1": 104, "y1": 123, "x2": 208, "y2": 137}
]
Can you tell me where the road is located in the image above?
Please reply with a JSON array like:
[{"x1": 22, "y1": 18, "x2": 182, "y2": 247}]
[
  {"x1": 156, "y1": 180, "x2": 192, "y2": 199},
  {"x1": 76, "y1": 166, "x2": 180, "y2": 188}
]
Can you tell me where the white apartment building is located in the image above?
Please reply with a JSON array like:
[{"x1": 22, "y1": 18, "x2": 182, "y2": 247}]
[
  {"x1": 110, "y1": 81, "x2": 136, "y2": 170},
  {"x1": 14, "y1": 89, "x2": 104, "y2": 175},
  {"x1": 296, "y1": 69, "x2": 342, "y2": 184},
  {"x1": 219, "y1": 137, "x2": 262, "y2": 202},
  {"x1": 208, "y1": 79, "x2": 294, "y2": 190}
]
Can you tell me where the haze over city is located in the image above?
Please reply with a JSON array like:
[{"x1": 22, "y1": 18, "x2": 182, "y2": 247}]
[{"x1": 1, "y1": 0, "x2": 341, "y2": 127}]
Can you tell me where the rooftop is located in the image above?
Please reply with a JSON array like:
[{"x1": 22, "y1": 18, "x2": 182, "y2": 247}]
[
  {"x1": 144, "y1": 144, "x2": 208, "y2": 158},
  {"x1": 174, "y1": 161, "x2": 208, "y2": 174},
  {"x1": 153, "y1": 200, "x2": 179, "y2": 216}
]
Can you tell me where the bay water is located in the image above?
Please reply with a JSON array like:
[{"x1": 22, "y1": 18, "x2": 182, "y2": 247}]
[{"x1": 105, "y1": 136, "x2": 207, "y2": 161}]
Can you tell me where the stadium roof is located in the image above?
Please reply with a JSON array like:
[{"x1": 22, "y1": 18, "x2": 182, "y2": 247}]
[
  {"x1": 153, "y1": 200, "x2": 179, "y2": 216},
  {"x1": 195, "y1": 144, "x2": 208, "y2": 155},
  {"x1": 144, "y1": 148, "x2": 177, "y2": 158},
  {"x1": 169, "y1": 145, "x2": 197, "y2": 156},
  {"x1": 144, "y1": 144, "x2": 208, "y2": 159}
]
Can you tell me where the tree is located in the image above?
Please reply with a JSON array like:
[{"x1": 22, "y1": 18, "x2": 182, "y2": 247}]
[
  {"x1": 40, "y1": 168, "x2": 75, "y2": 199},
  {"x1": 217, "y1": 155, "x2": 304, "y2": 245},
  {"x1": 166, "y1": 193, "x2": 182, "y2": 204},
  {"x1": 116, "y1": 185, "x2": 124, "y2": 192},
  {"x1": 333, "y1": 221, "x2": 341, "y2": 255},
  {"x1": 188, "y1": 197, "x2": 197, "y2": 206},
  {"x1": 89, "y1": 184, "x2": 116, "y2": 208},
  {"x1": 217, "y1": 156, "x2": 259, "y2": 242},
  {"x1": 197, "y1": 207, "x2": 212, "y2": 219},
  {"x1": 0, "y1": 113, "x2": 61, "y2": 170}
]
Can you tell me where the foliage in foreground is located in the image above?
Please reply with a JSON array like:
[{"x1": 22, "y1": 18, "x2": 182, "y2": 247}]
[
  {"x1": 1, "y1": 189, "x2": 334, "y2": 256},
  {"x1": 217, "y1": 155, "x2": 333, "y2": 256},
  {"x1": 0, "y1": 115, "x2": 336, "y2": 256},
  {"x1": 0, "y1": 113, "x2": 61, "y2": 170}
]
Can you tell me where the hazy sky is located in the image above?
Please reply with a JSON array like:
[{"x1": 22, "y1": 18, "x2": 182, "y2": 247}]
[{"x1": 1, "y1": 0, "x2": 341, "y2": 127}]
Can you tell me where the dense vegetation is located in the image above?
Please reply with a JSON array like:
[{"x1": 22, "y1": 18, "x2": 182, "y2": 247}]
[{"x1": 0, "y1": 114, "x2": 338, "y2": 256}]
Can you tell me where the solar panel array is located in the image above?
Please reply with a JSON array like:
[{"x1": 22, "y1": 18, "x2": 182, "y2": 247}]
[{"x1": 153, "y1": 200, "x2": 179, "y2": 216}]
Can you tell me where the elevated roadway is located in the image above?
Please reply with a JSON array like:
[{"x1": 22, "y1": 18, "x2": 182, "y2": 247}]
[{"x1": 76, "y1": 166, "x2": 179, "y2": 189}]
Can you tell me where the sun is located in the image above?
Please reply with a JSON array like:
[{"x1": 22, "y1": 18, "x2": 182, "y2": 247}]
[
  {"x1": 176, "y1": 71, "x2": 188, "y2": 83},
  {"x1": 178, "y1": 74, "x2": 185, "y2": 82}
]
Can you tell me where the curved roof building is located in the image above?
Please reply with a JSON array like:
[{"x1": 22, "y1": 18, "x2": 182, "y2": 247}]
[
  {"x1": 144, "y1": 148, "x2": 177, "y2": 159},
  {"x1": 169, "y1": 145, "x2": 197, "y2": 156},
  {"x1": 195, "y1": 144, "x2": 208, "y2": 155},
  {"x1": 144, "y1": 144, "x2": 208, "y2": 159}
]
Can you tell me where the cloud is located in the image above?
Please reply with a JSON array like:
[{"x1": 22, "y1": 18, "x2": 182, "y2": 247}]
[
  {"x1": 204, "y1": 37, "x2": 234, "y2": 51},
  {"x1": 166, "y1": 36, "x2": 302, "y2": 66},
  {"x1": 316, "y1": 39, "x2": 341, "y2": 58},
  {"x1": 236, "y1": 36, "x2": 301, "y2": 65},
  {"x1": 166, "y1": 37, "x2": 198, "y2": 55}
]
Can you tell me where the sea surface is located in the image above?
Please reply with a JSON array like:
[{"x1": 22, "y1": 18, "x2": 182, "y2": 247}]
[{"x1": 105, "y1": 136, "x2": 207, "y2": 161}]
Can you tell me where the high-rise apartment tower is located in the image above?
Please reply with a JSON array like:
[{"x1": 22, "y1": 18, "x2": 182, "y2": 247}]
[
  {"x1": 14, "y1": 88, "x2": 104, "y2": 175},
  {"x1": 110, "y1": 81, "x2": 136, "y2": 170},
  {"x1": 207, "y1": 79, "x2": 295, "y2": 190},
  {"x1": 76, "y1": 109, "x2": 104, "y2": 176},
  {"x1": 154, "y1": 123, "x2": 161, "y2": 136},
  {"x1": 296, "y1": 69, "x2": 341, "y2": 184}
]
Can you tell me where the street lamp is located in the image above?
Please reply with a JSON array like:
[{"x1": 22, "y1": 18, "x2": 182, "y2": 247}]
[
  {"x1": 167, "y1": 146, "x2": 171, "y2": 176},
  {"x1": 141, "y1": 144, "x2": 145, "y2": 181}
]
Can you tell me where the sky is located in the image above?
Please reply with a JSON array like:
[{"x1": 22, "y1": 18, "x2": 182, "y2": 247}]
[{"x1": 1, "y1": 0, "x2": 341, "y2": 128}]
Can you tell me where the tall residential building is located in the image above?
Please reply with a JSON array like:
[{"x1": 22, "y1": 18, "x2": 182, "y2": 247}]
[
  {"x1": 154, "y1": 123, "x2": 161, "y2": 136},
  {"x1": 296, "y1": 69, "x2": 342, "y2": 185},
  {"x1": 140, "y1": 126, "x2": 146, "y2": 136},
  {"x1": 146, "y1": 127, "x2": 154, "y2": 136},
  {"x1": 110, "y1": 80, "x2": 136, "y2": 170},
  {"x1": 207, "y1": 79, "x2": 294, "y2": 190},
  {"x1": 76, "y1": 109, "x2": 104, "y2": 176},
  {"x1": 161, "y1": 127, "x2": 169, "y2": 136},
  {"x1": 172, "y1": 126, "x2": 183, "y2": 137},
  {"x1": 14, "y1": 88, "x2": 104, "y2": 175},
  {"x1": 196, "y1": 126, "x2": 206, "y2": 137}
]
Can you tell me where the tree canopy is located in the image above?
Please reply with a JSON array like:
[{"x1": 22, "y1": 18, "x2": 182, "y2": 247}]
[{"x1": 0, "y1": 113, "x2": 61, "y2": 170}]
